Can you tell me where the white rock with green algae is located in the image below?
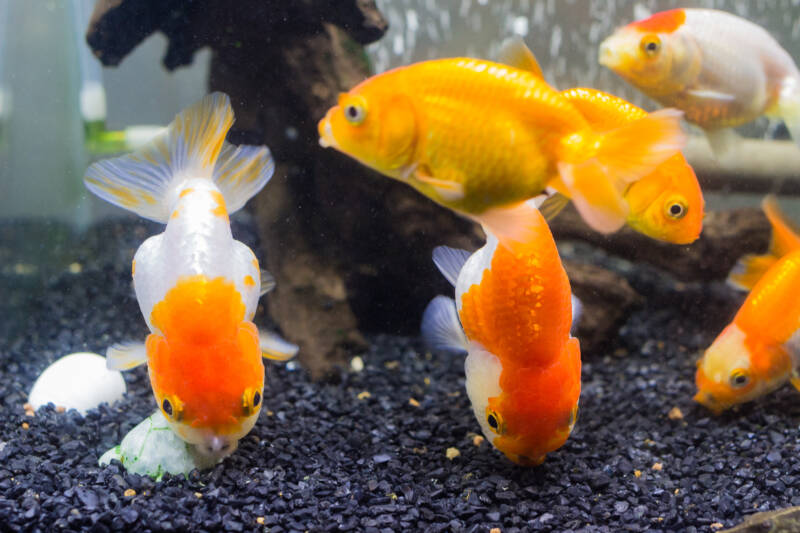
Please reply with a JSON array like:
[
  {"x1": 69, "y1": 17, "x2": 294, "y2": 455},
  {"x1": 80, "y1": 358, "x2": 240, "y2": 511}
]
[{"x1": 100, "y1": 410, "x2": 219, "y2": 479}]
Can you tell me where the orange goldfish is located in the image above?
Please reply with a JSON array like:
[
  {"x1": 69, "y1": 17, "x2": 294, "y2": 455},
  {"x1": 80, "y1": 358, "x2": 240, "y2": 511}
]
[
  {"x1": 695, "y1": 249, "x2": 800, "y2": 413},
  {"x1": 84, "y1": 93, "x2": 298, "y2": 459},
  {"x1": 600, "y1": 8, "x2": 800, "y2": 157},
  {"x1": 318, "y1": 48, "x2": 686, "y2": 241},
  {"x1": 560, "y1": 87, "x2": 704, "y2": 244},
  {"x1": 728, "y1": 195, "x2": 800, "y2": 291},
  {"x1": 421, "y1": 203, "x2": 581, "y2": 465}
]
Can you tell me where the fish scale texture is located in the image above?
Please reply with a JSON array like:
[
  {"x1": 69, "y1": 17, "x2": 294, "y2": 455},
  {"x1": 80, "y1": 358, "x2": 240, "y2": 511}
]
[{"x1": 3, "y1": 219, "x2": 800, "y2": 531}]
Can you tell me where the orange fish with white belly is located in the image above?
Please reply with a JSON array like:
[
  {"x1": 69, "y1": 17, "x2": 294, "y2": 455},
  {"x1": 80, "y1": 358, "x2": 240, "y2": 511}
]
[
  {"x1": 318, "y1": 49, "x2": 686, "y2": 237},
  {"x1": 600, "y1": 8, "x2": 800, "y2": 156},
  {"x1": 421, "y1": 203, "x2": 581, "y2": 465},
  {"x1": 84, "y1": 93, "x2": 298, "y2": 459}
]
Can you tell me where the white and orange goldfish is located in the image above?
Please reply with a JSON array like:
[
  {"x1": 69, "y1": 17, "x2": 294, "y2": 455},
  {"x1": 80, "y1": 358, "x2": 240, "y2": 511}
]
[
  {"x1": 600, "y1": 8, "x2": 800, "y2": 156},
  {"x1": 84, "y1": 93, "x2": 297, "y2": 459},
  {"x1": 319, "y1": 43, "x2": 685, "y2": 239},
  {"x1": 421, "y1": 203, "x2": 581, "y2": 465},
  {"x1": 695, "y1": 196, "x2": 800, "y2": 413}
]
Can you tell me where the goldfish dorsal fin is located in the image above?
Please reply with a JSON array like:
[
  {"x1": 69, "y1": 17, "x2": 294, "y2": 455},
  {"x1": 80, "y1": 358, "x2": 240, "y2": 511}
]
[
  {"x1": 432, "y1": 246, "x2": 472, "y2": 287},
  {"x1": 259, "y1": 330, "x2": 299, "y2": 362},
  {"x1": 85, "y1": 93, "x2": 271, "y2": 222},
  {"x1": 259, "y1": 269, "x2": 276, "y2": 296},
  {"x1": 421, "y1": 296, "x2": 468, "y2": 354},
  {"x1": 497, "y1": 36, "x2": 544, "y2": 79},
  {"x1": 106, "y1": 342, "x2": 148, "y2": 371}
]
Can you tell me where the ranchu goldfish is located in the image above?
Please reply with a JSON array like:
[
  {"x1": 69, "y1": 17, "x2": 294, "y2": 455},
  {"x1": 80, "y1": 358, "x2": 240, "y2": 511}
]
[
  {"x1": 695, "y1": 196, "x2": 800, "y2": 413},
  {"x1": 84, "y1": 93, "x2": 298, "y2": 459},
  {"x1": 421, "y1": 203, "x2": 580, "y2": 465},
  {"x1": 318, "y1": 47, "x2": 686, "y2": 238},
  {"x1": 600, "y1": 8, "x2": 800, "y2": 156},
  {"x1": 560, "y1": 87, "x2": 704, "y2": 244}
]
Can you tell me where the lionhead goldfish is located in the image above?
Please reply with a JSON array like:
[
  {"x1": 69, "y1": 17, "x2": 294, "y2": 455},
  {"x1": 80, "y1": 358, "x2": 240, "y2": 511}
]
[
  {"x1": 560, "y1": 87, "x2": 704, "y2": 244},
  {"x1": 695, "y1": 197, "x2": 800, "y2": 413},
  {"x1": 600, "y1": 8, "x2": 800, "y2": 157},
  {"x1": 84, "y1": 93, "x2": 298, "y2": 459},
  {"x1": 421, "y1": 202, "x2": 581, "y2": 465},
  {"x1": 318, "y1": 41, "x2": 686, "y2": 241}
]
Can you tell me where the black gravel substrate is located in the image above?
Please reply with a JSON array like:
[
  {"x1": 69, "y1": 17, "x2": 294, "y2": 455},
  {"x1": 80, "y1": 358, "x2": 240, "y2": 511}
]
[{"x1": 2, "y1": 215, "x2": 800, "y2": 533}]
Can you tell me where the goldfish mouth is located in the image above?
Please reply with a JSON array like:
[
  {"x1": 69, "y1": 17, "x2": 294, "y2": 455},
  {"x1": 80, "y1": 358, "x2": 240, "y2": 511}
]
[
  {"x1": 318, "y1": 114, "x2": 336, "y2": 149},
  {"x1": 597, "y1": 39, "x2": 617, "y2": 68},
  {"x1": 692, "y1": 390, "x2": 728, "y2": 415}
]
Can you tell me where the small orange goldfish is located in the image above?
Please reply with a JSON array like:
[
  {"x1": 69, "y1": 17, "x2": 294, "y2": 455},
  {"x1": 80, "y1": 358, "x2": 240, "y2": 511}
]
[
  {"x1": 600, "y1": 8, "x2": 800, "y2": 156},
  {"x1": 421, "y1": 203, "x2": 581, "y2": 465},
  {"x1": 84, "y1": 93, "x2": 298, "y2": 459},
  {"x1": 560, "y1": 87, "x2": 704, "y2": 244},
  {"x1": 695, "y1": 249, "x2": 800, "y2": 413},
  {"x1": 728, "y1": 195, "x2": 800, "y2": 291},
  {"x1": 318, "y1": 48, "x2": 686, "y2": 240}
]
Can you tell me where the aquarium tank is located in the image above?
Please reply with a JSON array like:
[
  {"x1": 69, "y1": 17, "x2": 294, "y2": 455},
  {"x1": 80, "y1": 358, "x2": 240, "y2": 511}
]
[{"x1": 3, "y1": 0, "x2": 800, "y2": 531}]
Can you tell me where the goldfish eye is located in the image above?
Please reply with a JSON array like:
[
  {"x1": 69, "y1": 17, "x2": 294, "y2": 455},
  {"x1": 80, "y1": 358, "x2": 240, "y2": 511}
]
[
  {"x1": 730, "y1": 369, "x2": 750, "y2": 388},
  {"x1": 640, "y1": 34, "x2": 661, "y2": 57},
  {"x1": 242, "y1": 387, "x2": 262, "y2": 416},
  {"x1": 343, "y1": 99, "x2": 367, "y2": 125},
  {"x1": 665, "y1": 198, "x2": 687, "y2": 219},
  {"x1": 161, "y1": 395, "x2": 184, "y2": 422},
  {"x1": 485, "y1": 408, "x2": 506, "y2": 435}
]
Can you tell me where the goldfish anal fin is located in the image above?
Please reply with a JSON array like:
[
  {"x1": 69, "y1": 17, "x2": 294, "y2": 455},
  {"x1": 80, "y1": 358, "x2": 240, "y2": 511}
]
[
  {"x1": 213, "y1": 142, "x2": 275, "y2": 215},
  {"x1": 84, "y1": 92, "x2": 237, "y2": 222},
  {"x1": 538, "y1": 192, "x2": 571, "y2": 222},
  {"x1": 727, "y1": 254, "x2": 777, "y2": 292},
  {"x1": 259, "y1": 330, "x2": 299, "y2": 362},
  {"x1": 421, "y1": 296, "x2": 468, "y2": 354},
  {"x1": 106, "y1": 342, "x2": 148, "y2": 371},
  {"x1": 432, "y1": 246, "x2": 472, "y2": 287},
  {"x1": 557, "y1": 161, "x2": 628, "y2": 234},
  {"x1": 497, "y1": 37, "x2": 544, "y2": 79},
  {"x1": 414, "y1": 170, "x2": 465, "y2": 202},
  {"x1": 704, "y1": 128, "x2": 740, "y2": 160},
  {"x1": 764, "y1": 195, "x2": 800, "y2": 258},
  {"x1": 260, "y1": 269, "x2": 276, "y2": 296}
]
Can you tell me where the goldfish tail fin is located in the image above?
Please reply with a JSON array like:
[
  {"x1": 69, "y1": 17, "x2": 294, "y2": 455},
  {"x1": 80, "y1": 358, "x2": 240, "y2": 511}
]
[
  {"x1": 559, "y1": 108, "x2": 685, "y2": 233},
  {"x1": 212, "y1": 142, "x2": 275, "y2": 215},
  {"x1": 259, "y1": 330, "x2": 299, "y2": 362},
  {"x1": 728, "y1": 195, "x2": 800, "y2": 290},
  {"x1": 421, "y1": 296, "x2": 468, "y2": 354},
  {"x1": 432, "y1": 246, "x2": 472, "y2": 287},
  {"x1": 84, "y1": 92, "x2": 251, "y2": 222},
  {"x1": 475, "y1": 199, "x2": 548, "y2": 250}
]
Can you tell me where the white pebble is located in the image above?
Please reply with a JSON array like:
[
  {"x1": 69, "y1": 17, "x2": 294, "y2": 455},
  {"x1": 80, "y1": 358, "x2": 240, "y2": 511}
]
[{"x1": 28, "y1": 352, "x2": 126, "y2": 414}]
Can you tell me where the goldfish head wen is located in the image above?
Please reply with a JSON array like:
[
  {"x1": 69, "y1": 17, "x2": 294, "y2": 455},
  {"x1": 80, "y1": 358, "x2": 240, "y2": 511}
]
[
  {"x1": 599, "y1": 9, "x2": 698, "y2": 97},
  {"x1": 147, "y1": 276, "x2": 266, "y2": 460},
  {"x1": 318, "y1": 79, "x2": 418, "y2": 179},
  {"x1": 625, "y1": 154, "x2": 704, "y2": 244},
  {"x1": 464, "y1": 339, "x2": 581, "y2": 466},
  {"x1": 694, "y1": 323, "x2": 792, "y2": 414}
]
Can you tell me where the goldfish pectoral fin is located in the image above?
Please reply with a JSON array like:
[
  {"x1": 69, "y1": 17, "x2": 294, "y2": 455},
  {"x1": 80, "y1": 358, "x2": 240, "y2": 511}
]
[
  {"x1": 790, "y1": 373, "x2": 800, "y2": 393},
  {"x1": 84, "y1": 93, "x2": 235, "y2": 222},
  {"x1": 704, "y1": 128, "x2": 740, "y2": 160},
  {"x1": 727, "y1": 254, "x2": 776, "y2": 292},
  {"x1": 421, "y1": 296, "x2": 468, "y2": 354},
  {"x1": 557, "y1": 161, "x2": 628, "y2": 234},
  {"x1": 259, "y1": 330, "x2": 299, "y2": 362},
  {"x1": 259, "y1": 269, "x2": 276, "y2": 296},
  {"x1": 538, "y1": 192, "x2": 571, "y2": 222},
  {"x1": 106, "y1": 342, "x2": 148, "y2": 371},
  {"x1": 497, "y1": 36, "x2": 544, "y2": 79},
  {"x1": 475, "y1": 200, "x2": 545, "y2": 250},
  {"x1": 596, "y1": 108, "x2": 686, "y2": 184},
  {"x1": 213, "y1": 141, "x2": 275, "y2": 215},
  {"x1": 414, "y1": 171, "x2": 465, "y2": 202},
  {"x1": 686, "y1": 89, "x2": 736, "y2": 103},
  {"x1": 570, "y1": 294, "x2": 583, "y2": 334},
  {"x1": 432, "y1": 246, "x2": 472, "y2": 287}
]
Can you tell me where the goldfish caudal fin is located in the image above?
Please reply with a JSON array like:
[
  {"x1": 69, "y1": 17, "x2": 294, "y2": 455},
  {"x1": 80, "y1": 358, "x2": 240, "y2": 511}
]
[
  {"x1": 421, "y1": 296, "x2": 468, "y2": 354},
  {"x1": 474, "y1": 198, "x2": 549, "y2": 251},
  {"x1": 558, "y1": 108, "x2": 686, "y2": 233},
  {"x1": 728, "y1": 195, "x2": 800, "y2": 291},
  {"x1": 84, "y1": 92, "x2": 274, "y2": 222}
]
